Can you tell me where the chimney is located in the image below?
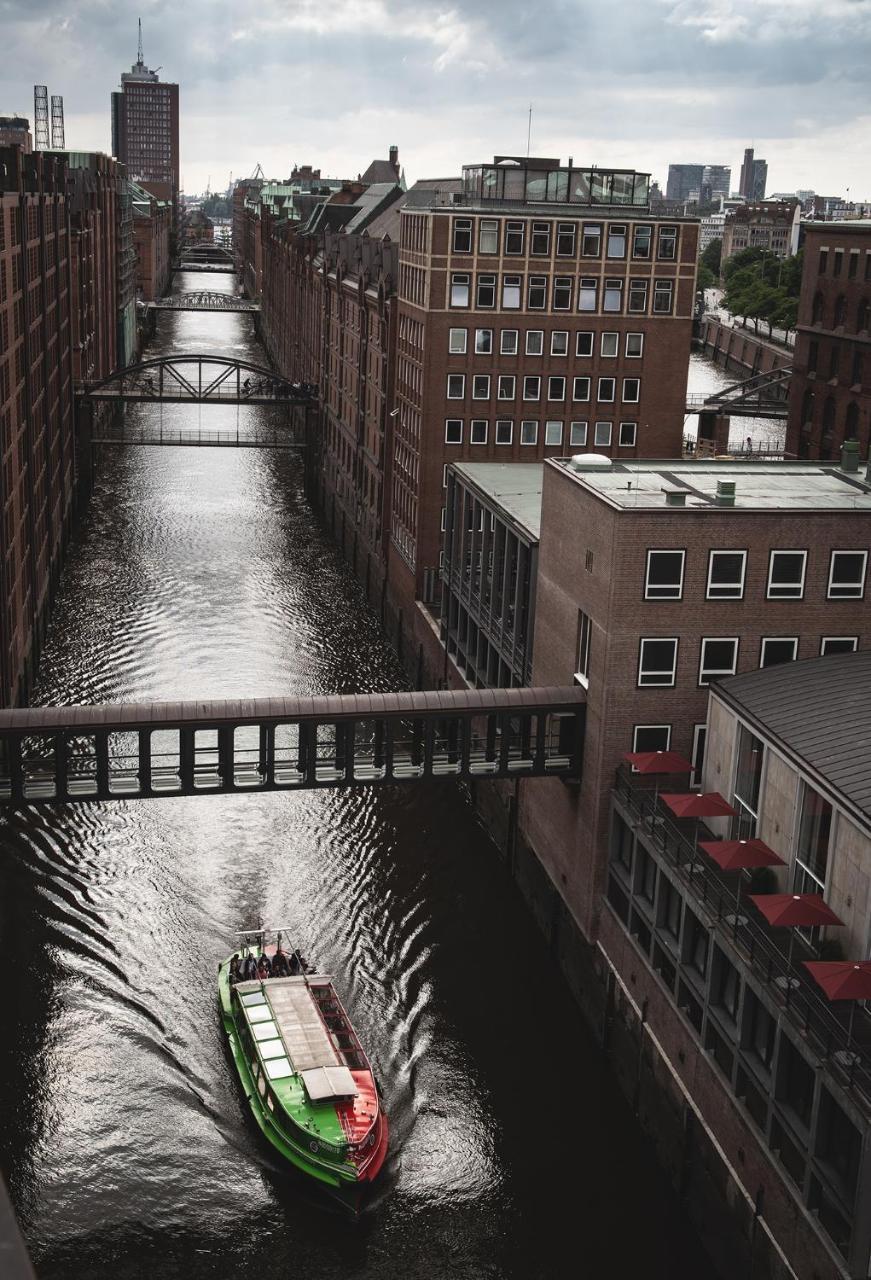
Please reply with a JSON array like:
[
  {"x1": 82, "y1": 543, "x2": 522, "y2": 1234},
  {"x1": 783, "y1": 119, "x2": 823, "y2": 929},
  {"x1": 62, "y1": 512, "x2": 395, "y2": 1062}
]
[
  {"x1": 841, "y1": 439, "x2": 860, "y2": 472},
  {"x1": 389, "y1": 145, "x2": 399, "y2": 176},
  {"x1": 715, "y1": 480, "x2": 736, "y2": 507}
]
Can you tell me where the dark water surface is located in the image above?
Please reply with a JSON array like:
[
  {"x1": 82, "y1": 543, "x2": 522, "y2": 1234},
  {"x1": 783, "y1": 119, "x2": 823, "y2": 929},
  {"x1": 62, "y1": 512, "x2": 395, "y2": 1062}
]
[{"x1": 0, "y1": 274, "x2": 707, "y2": 1279}]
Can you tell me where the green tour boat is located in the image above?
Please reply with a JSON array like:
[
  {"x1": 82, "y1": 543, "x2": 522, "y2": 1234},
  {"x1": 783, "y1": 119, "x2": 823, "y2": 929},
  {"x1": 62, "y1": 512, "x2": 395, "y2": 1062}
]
[{"x1": 219, "y1": 929, "x2": 388, "y2": 1195}]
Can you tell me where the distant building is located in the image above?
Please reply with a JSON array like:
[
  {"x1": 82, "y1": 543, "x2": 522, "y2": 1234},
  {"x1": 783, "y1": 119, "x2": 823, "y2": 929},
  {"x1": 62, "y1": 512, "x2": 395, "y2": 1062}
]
[
  {"x1": 699, "y1": 212, "x2": 726, "y2": 254},
  {"x1": 0, "y1": 116, "x2": 31, "y2": 152},
  {"x1": 666, "y1": 164, "x2": 703, "y2": 203},
  {"x1": 111, "y1": 29, "x2": 179, "y2": 227},
  {"x1": 739, "y1": 147, "x2": 768, "y2": 200},
  {"x1": 701, "y1": 164, "x2": 731, "y2": 203},
  {"x1": 721, "y1": 200, "x2": 801, "y2": 262},
  {"x1": 130, "y1": 181, "x2": 171, "y2": 300}
]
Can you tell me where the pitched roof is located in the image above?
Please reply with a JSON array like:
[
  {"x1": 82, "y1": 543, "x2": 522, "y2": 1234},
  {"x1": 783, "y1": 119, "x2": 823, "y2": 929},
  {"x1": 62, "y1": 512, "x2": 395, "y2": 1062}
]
[{"x1": 360, "y1": 158, "x2": 399, "y2": 184}]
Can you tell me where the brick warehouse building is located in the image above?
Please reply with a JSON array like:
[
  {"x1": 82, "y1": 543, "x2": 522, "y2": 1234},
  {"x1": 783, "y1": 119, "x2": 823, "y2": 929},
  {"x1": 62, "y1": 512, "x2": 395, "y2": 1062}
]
[{"x1": 787, "y1": 222, "x2": 871, "y2": 460}]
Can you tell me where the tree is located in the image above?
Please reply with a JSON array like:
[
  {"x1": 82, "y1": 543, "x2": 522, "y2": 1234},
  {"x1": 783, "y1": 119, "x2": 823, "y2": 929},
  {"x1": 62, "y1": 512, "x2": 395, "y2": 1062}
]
[
  {"x1": 697, "y1": 263, "x2": 716, "y2": 292},
  {"x1": 700, "y1": 238, "x2": 722, "y2": 277}
]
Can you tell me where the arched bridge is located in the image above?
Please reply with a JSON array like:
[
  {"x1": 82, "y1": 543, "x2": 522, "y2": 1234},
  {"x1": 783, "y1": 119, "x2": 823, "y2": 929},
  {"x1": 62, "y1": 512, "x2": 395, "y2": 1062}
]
[
  {"x1": 685, "y1": 366, "x2": 792, "y2": 419},
  {"x1": 148, "y1": 292, "x2": 259, "y2": 314},
  {"x1": 77, "y1": 355, "x2": 318, "y2": 405},
  {"x1": 0, "y1": 687, "x2": 585, "y2": 806}
]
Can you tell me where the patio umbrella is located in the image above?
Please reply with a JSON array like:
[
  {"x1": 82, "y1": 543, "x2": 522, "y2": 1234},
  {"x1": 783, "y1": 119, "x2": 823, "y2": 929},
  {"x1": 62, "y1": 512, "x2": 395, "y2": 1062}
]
[
  {"x1": 623, "y1": 750, "x2": 694, "y2": 775},
  {"x1": 803, "y1": 961, "x2": 871, "y2": 1048},
  {"x1": 699, "y1": 838, "x2": 785, "y2": 917},
  {"x1": 749, "y1": 893, "x2": 844, "y2": 970},
  {"x1": 661, "y1": 791, "x2": 737, "y2": 850}
]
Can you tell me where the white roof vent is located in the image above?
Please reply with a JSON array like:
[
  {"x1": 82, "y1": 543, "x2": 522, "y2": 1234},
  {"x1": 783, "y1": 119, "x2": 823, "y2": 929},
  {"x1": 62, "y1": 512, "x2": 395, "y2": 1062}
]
[{"x1": 570, "y1": 453, "x2": 613, "y2": 472}]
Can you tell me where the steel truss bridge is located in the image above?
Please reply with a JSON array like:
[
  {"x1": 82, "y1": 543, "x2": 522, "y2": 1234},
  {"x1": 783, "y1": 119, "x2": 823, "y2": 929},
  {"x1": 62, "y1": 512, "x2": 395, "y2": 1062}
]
[
  {"x1": 77, "y1": 355, "x2": 318, "y2": 406},
  {"x1": 0, "y1": 688, "x2": 585, "y2": 807},
  {"x1": 148, "y1": 292, "x2": 259, "y2": 314},
  {"x1": 685, "y1": 366, "x2": 792, "y2": 419},
  {"x1": 174, "y1": 261, "x2": 238, "y2": 274}
]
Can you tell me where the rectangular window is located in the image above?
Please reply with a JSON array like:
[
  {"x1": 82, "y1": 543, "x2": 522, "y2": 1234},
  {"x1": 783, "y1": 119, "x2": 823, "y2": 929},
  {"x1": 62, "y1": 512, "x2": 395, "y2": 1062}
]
[
  {"x1": 629, "y1": 279, "x2": 649, "y2": 313},
  {"x1": 622, "y1": 377, "x2": 640, "y2": 403},
  {"x1": 477, "y1": 274, "x2": 496, "y2": 307},
  {"x1": 818, "y1": 249, "x2": 828, "y2": 275},
  {"x1": 658, "y1": 226, "x2": 678, "y2": 260},
  {"x1": 497, "y1": 374, "x2": 516, "y2": 400},
  {"x1": 828, "y1": 550, "x2": 867, "y2": 598},
  {"x1": 794, "y1": 782, "x2": 832, "y2": 893},
  {"x1": 653, "y1": 279, "x2": 674, "y2": 313},
  {"x1": 523, "y1": 375, "x2": 541, "y2": 400},
  {"x1": 619, "y1": 421, "x2": 637, "y2": 447},
  {"x1": 833, "y1": 250, "x2": 843, "y2": 277},
  {"x1": 603, "y1": 279, "x2": 623, "y2": 312},
  {"x1": 576, "y1": 331, "x2": 594, "y2": 357},
  {"x1": 597, "y1": 377, "x2": 615, "y2": 402},
  {"x1": 699, "y1": 637, "x2": 738, "y2": 686},
  {"x1": 502, "y1": 275, "x2": 522, "y2": 309},
  {"x1": 500, "y1": 329, "x2": 519, "y2": 354},
  {"x1": 707, "y1": 550, "x2": 746, "y2": 599},
  {"x1": 527, "y1": 275, "x2": 547, "y2": 308},
  {"x1": 579, "y1": 278, "x2": 598, "y2": 312},
  {"x1": 526, "y1": 330, "x2": 544, "y2": 355},
  {"x1": 633, "y1": 724, "x2": 671, "y2": 753},
  {"x1": 479, "y1": 219, "x2": 499, "y2": 254},
  {"x1": 551, "y1": 330, "x2": 569, "y2": 356},
  {"x1": 760, "y1": 637, "x2": 798, "y2": 667},
  {"x1": 495, "y1": 419, "x2": 513, "y2": 445},
  {"x1": 626, "y1": 332, "x2": 644, "y2": 357},
  {"x1": 472, "y1": 374, "x2": 490, "y2": 399},
  {"x1": 447, "y1": 373, "x2": 465, "y2": 399},
  {"x1": 572, "y1": 376, "x2": 591, "y2": 401},
  {"x1": 531, "y1": 222, "x2": 551, "y2": 255},
  {"x1": 444, "y1": 419, "x2": 463, "y2": 444},
  {"x1": 582, "y1": 224, "x2": 602, "y2": 257},
  {"x1": 448, "y1": 328, "x2": 467, "y2": 354},
  {"x1": 545, "y1": 420, "x2": 563, "y2": 446},
  {"x1": 453, "y1": 219, "x2": 472, "y2": 253},
  {"x1": 475, "y1": 328, "x2": 493, "y2": 354},
  {"x1": 547, "y1": 376, "x2": 566, "y2": 401},
  {"x1": 594, "y1": 421, "x2": 612, "y2": 446},
  {"x1": 632, "y1": 224, "x2": 652, "y2": 259},
  {"x1": 450, "y1": 273, "x2": 470, "y2": 307},
  {"x1": 556, "y1": 223, "x2": 576, "y2": 256},
  {"x1": 733, "y1": 725, "x2": 764, "y2": 839},
  {"x1": 607, "y1": 224, "x2": 627, "y2": 258},
  {"x1": 820, "y1": 636, "x2": 858, "y2": 656},
  {"x1": 849, "y1": 250, "x2": 859, "y2": 280},
  {"x1": 638, "y1": 638, "x2": 678, "y2": 687},
  {"x1": 520, "y1": 419, "x2": 538, "y2": 445},
  {"x1": 553, "y1": 276, "x2": 573, "y2": 310},
  {"x1": 601, "y1": 332, "x2": 619, "y2": 357},
  {"x1": 576, "y1": 610, "x2": 592, "y2": 682},
  {"x1": 767, "y1": 550, "x2": 807, "y2": 598},
  {"x1": 691, "y1": 724, "x2": 707, "y2": 789},
  {"x1": 645, "y1": 549, "x2": 685, "y2": 600},
  {"x1": 570, "y1": 421, "x2": 588, "y2": 447},
  {"x1": 505, "y1": 221, "x2": 525, "y2": 255},
  {"x1": 470, "y1": 419, "x2": 488, "y2": 445}
]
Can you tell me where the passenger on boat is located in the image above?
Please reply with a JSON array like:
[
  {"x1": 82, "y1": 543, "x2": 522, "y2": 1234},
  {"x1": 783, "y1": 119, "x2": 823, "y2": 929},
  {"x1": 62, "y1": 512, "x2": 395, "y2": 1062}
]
[
  {"x1": 243, "y1": 953, "x2": 258, "y2": 981},
  {"x1": 229, "y1": 954, "x2": 242, "y2": 985},
  {"x1": 257, "y1": 954, "x2": 272, "y2": 980},
  {"x1": 288, "y1": 948, "x2": 308, "y2": 976},
  {"x1": 272, "y1": 948, "x2": 290, "y2": 977}
]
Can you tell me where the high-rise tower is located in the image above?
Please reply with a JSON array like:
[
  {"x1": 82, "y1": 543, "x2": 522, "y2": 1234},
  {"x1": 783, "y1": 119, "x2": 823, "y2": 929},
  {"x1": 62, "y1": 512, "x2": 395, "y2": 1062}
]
[{"x1": 111, "y1": 22, "x2": 179, "y2": 226}]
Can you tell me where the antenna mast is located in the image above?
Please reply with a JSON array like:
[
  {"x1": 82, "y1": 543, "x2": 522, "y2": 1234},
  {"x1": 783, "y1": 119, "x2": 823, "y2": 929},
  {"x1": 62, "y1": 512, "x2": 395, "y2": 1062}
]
[
  {"x1": 50, "y1": 96, "x2": 65, "y2": 149},
  {"x1": 138, "y1": 17, "x2": 144, "y2": 64},
  {"x1": 526, "y1": 104, "x2": 532, "y2": 160},
  {"x1": 34, "y1": 85, "x2": 49, "y2": 150}
]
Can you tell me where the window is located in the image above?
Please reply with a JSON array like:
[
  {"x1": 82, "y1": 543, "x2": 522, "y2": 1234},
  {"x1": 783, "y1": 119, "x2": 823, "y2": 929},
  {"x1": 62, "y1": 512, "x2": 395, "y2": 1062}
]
[
  {"x1": 495, "y1": 419, "x2": 513, "y2": 445},
  {"x1": 604, "y1": 278, "x2": 623, "y2": 312},
  {"x1": 453, "y1": 219, "x2": 473, "y2": 253},
  {"x1": 447, "y1": 373, "x2": 465, "y2": 399},
  {"x1": 658, "y1": 226, "x2": 678, "y2": 260},
  {"x1": 525, "y1": 330, "x2": 544, "y2": 355},
  {"x1": 633, "y1": 224, "x2": 652, "y2": 259},
  {"x1": 619, "y1": 422, "x2": 637, "y2": 447},
  {"x1": 594, "y1": 421, "x2": 612, "y2": 446},
  {"x1": 760, "y1": 637, "x2": 798, "y2": 667},
  {"x1": 551, "y1": 330, "x2": 568, "y2": 356},
  {"x1": 474, "y1": 328, "x2": 493, "y2": 354},
  {"x1": 579, "y1": 278, "x2": 598, "y2": 311},
  {"x1": 820, "y1": 636, "x2": 858, "y2": 655},
  {"x1": 601, "y1": 332, "x2": 619, "y2": 357},
  {"x1": 833, "y1": 249, "x2": 843, "y2": 278},
  {"x1": 556, "y1": 223, "x2": 576, "y2": 256},
  {"x1": 597, "y1": 377, "x2": 615, "y2": 402},
  {"x1": 477, "y1": 274, "x2": 496, "y2": 307},
  {"x1": 733, "y1": 725, "x2": 763, "y2": 840},
  {"x1": 528, "y1": 275, "x2": 547, "y2": 308},
  {"x1": 706, "y1": 550, "x2": 746, "y2": 599},
  {"x1": 444, "y1": 419, "x2": 463, "y2": 444},
  {"x1": 767, "y1": 550, "x2": 806, "y2": 599},
  {"x1": 505, "y1": 221, "x2": 524, "y2": 255},
  {"x1": 520, "y1": 420, "x2": 538, "y2": 445},
  {"x1": 548, "y1": 376, "x2": 566, "y2": 401},
  {"x1": 628, "y1": 279, "x2": 648, "y2": 313},
  {"x1": 582, "y1": 224, "x2": 602, "y2": 257},
  {"x1": 576, "y1": 331, "x2": 594, "y2": 357},
  {"x1": 626, "y1": 332, "x2": 644, "y2": 357},
  {"x1": 622, "y1": 377, "x2": 640, "y2": 403},
  {"x1": 633, "y1": 724, "x2": 671, "y2": 753},
  {"x1": 450, "y1": 273, "x2": 470, "y2": 307},
  {"x1": 472, "y1": 374, "x2": 490, "y2": 399},
  {"x1": 479, "y1": 219, "x2": 499, "y2": 254},
  {"x1": 470, "y1": 419, "x2": 488, "y2": 445},
  {"x1": 607, "y1": 224, "x2": 627, "y2": 258},
  {"x1": 523, "y1": 376, "x2": 541, "y2": 400},
  {"x1": 497, "y1": 374, "x2": 516, "y2": 400},
  {"x1": 448, "y1": 328, "x2": 467, "y2": 354},
  {"x1": 653, "y1": 279, "x2": 673, "y2": 313},
  {"x1": 501, "y1": 329, "x2": 518, "y2": 354},
  {"x1": 698, "y1": 638, "x2": 738, "y2": 685},
  {"x1": 576, "y1": 610, "x2": 592, "y2": 683},
  {"x1": 545, "y1": 420, "x2": 563, "y2": 446},
  {"x1": 849, "y1": 250, "x2": 859, "y2": 280},
  {"x1": 502, "y1": 275, "x2": 522, "y2": 309},
  {"x1": 553, "y1": 277, "x2": 572, "y2": 309},
  {"x1": 794, "y1": 782, "x2": 832, "y2": 895},
  {"x1": 691, "y1": 724, "x2": 707, "y2": 789},
  {"x1": 645, "y1": 549, "x2": 685, "y2": 600},
  {"x1": 638, "y1": 638, "x2": 678, "y2": 687},
  {"x1": 818, "y1": 249, "x2": 828, "y2": 275},
  {"x1": 531, "y1": 222, "x2": 551, "y2": 255},
  {"x1": 570, "y1": 421, "x2": 588, "y2": 446},
  {"x1": 828, "y1": 550, "x2": 867, "y2": 598}
]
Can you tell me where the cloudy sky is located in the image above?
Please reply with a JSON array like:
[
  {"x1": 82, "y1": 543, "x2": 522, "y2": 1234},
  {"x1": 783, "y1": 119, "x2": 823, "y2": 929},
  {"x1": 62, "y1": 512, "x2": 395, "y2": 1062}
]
[{"x1": 3, "y1": 0, "x2": 870, "y2": 198}]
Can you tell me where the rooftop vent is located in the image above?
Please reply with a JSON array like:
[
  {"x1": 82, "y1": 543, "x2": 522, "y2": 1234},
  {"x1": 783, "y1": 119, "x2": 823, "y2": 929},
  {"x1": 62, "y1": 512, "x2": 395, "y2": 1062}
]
[
  {"x1": 570, "y1": 453, "x2": 613, "y2": 472},
  {"x1": 715, "y1": 479, "x2": 736, "y2": 508},
  {"x1": 662, "y1": 488, "x2": 687, "y2": 507},
  {"x1": 841, "y1": 439, "x2": 860, "y2": 472}
]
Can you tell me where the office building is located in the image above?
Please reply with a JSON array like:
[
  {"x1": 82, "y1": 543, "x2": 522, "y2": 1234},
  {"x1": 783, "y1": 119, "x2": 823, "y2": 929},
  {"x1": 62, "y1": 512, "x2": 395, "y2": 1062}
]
[
  {"x1": 721, "y1": 200, "x2": 801, "y2": 262},
  {"x1": 666, "y1": 163, "x2": 703, "y2": 203},
  {"x1": 111, "y1": 30, "x2": 179, "y2": 226},
  {"x1": 739, "y1": 148, "x2": 768, "y2": 201}
]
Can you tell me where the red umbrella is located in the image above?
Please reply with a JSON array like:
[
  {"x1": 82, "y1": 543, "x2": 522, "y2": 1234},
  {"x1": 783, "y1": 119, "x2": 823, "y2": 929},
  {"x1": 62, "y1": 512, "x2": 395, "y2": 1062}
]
[
  {"x1": 803, "y1": 961, "x2": 871, "y2": 1047},
  {"x1": 700, "y1": 839, "x2": 785, "y2": 918},
  {"x1": 750, "y1": 893, "x2": 844, "y2": 971},
  {"x1": 662, "y1": 792, "x2": 737, "y2": 819},
  {"x1": 624, "y1": 751, "x2": 694, "y2": 775}
]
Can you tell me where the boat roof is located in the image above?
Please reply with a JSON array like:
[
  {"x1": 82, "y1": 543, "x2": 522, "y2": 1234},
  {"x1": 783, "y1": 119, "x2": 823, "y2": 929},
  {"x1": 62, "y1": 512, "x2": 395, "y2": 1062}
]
[{"x1": 236, "y1": 976, "x2": 359, "y2": 1102}]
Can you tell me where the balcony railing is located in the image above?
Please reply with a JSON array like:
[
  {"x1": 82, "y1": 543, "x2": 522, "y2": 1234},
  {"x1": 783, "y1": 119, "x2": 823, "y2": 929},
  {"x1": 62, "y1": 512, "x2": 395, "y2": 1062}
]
[{"x1": 614, "y1": 765, "x2": 871, "y2": 1109}]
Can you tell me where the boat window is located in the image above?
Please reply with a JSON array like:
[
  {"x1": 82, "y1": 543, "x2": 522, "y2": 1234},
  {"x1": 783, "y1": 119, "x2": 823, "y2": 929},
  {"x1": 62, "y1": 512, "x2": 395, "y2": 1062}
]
[
  {"x1": 265, "y1": 1056, "x2": 294, "y2": 1081},
  {"x1": 267, "y1": 1094, "x2": 275, "y2": 1111},
  {"x1": 258, "y1": 1075, "x2": 267, "y2": 1097},
  {"x1": 241, "y1": 991, "x2": 268, "y2": 1006},
  {"x1": 258, "y1": 1038, "x2": 286, "y2": 1060},
  {"x1": 247, "y1": 1004, "x2": 274, "y2": 1023},
  {"x1": 253, "y1": 1020, "x2": 279, "y2": 1041},
  {"x1": 250, "y1": 1060, "x2": 258, "y2": 1076}
]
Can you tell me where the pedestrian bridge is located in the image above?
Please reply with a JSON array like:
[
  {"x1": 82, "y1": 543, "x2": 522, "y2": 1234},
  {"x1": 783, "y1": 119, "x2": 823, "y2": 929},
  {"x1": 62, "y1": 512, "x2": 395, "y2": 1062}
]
[
  {"x1": 147, "y1": 292, "x2": 259, "y2": 313},
  {"x1": 77, "y1": 355, "x2": 318, "y2": 406},
  {"x1": 0, "y1": 687, "x2": 585, "y2": 806},
  {"x1": 685, "y1": 366, "x2": 792, "y2": 419}
]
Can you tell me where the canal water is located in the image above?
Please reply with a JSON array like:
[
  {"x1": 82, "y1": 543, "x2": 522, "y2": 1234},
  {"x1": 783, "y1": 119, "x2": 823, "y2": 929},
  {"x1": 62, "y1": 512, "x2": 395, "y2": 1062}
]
[{"x1": 0, "y1": 274, "x2": 708, "y2": 1278}]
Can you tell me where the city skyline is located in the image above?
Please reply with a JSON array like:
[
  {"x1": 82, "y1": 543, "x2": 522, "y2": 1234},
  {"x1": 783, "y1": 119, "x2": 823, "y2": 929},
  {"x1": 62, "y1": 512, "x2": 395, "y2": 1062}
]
[{"x1": 2, "y1": 0, "x2": 870, "y2": 198}]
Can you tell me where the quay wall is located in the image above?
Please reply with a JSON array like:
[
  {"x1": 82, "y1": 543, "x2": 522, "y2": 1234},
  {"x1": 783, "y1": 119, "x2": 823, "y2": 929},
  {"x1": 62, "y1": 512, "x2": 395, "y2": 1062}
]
[{"x1": 695, "y1": 317, "x2": 793, "y2": 380}]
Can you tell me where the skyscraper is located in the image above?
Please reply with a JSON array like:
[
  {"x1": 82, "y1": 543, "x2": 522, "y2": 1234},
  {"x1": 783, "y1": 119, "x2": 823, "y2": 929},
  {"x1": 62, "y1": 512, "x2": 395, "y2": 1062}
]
[
  {"x1": 739, "y1": 148, "x2": 767, "y2": 200},
  {"x1": 111, "y1": 22, "x2": 179, "y2": 227},
  {"x1": 666, "y1": 163, "x2": 703, "y2": 202}
]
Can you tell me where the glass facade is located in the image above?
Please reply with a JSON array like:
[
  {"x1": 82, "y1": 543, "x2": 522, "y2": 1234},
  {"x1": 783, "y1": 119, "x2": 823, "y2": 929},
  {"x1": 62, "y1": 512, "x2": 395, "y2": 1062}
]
[{"x1": 462, "y1": 161, "x2": 650, "y2": 208}]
